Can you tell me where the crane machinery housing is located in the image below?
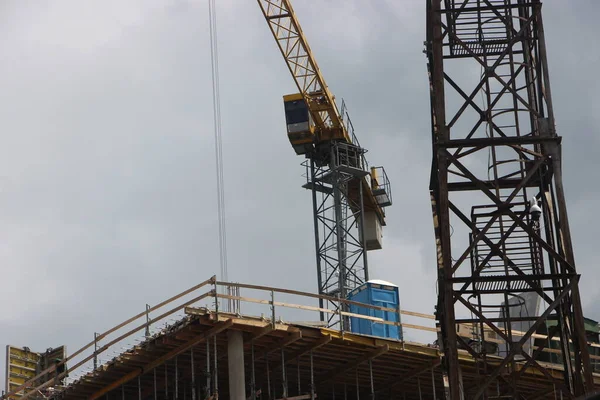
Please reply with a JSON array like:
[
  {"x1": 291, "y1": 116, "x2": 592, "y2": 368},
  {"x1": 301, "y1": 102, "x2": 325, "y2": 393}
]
[{"x1": 257, "y1": 0, "x2": 393, "y2": 323}]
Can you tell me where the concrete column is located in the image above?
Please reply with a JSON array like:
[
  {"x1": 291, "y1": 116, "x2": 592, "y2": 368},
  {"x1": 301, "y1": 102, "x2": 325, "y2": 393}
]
[{"x1": 227, "y1": 330, "x2": 246, "y2": 400}]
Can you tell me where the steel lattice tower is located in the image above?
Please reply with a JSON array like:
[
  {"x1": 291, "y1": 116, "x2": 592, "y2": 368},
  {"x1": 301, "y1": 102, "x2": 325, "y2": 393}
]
[
  {"x1": 426, "y1": 0, "x2": 593, "y2": 398},
  {"x1": 303, "y1": 105, "x2": 383, "y2": 325}
]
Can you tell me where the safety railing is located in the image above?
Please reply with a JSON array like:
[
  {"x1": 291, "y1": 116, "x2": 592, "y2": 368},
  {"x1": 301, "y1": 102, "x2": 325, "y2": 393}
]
[
  {"x1": 340, "y1": 99, "x2": 368, "y2": 171},
  {"x1": 212, "y1": 280, "x2": 436, "y2": 336},
  {"x1": 3, "y1": 276, "x2": 436, "y2": 399},
  {"x1": 340, "y1": 99, "x2": 360, "y2": 149},
  {"x1": 2, "y1": 276, "x2": 219, "y2": 400}
]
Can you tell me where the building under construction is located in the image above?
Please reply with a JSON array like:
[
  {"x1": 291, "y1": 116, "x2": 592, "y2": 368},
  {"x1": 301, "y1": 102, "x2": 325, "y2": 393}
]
[
  {"x1": 3, "y1": 0, "x2": 600, "y2": 399},
  {"x1": 4, "y1": 278, "x2": 600, "y2": 399}
]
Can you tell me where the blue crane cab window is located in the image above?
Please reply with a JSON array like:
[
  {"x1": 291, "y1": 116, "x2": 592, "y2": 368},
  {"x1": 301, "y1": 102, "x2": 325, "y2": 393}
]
[{"x1": 284, "y1": 99, "x2": 309, "y2": 125}]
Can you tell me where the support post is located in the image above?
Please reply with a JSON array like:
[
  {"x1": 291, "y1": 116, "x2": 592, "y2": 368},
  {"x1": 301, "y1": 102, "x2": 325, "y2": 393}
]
[
  {"x1": 338, "y1": 293, "x2": 344, "y2": 332},
  {"x1": 227, "y1": 330, "x2": 246, "y2": 400},
  {"x1": 191, "y1": 348, "x2": 196, "y2": 400},
  {"x1": 369, "y1": 359, "x2": 374, "y2": 400},
  {"x1": 267, "y1": 353, "x2": 271, "y2": 400},
  {"x1": 165, "y1": 362, "x2": 169, "y2": 398},
  {"x1": 175, "y1": 355, "x2": 179, "y2": 400},
  {"x1": 145, "y1": 304, "x2": 151, "y2": 338},
  {"x1": 213, "y1": 280, "x2": 219, "y2": 319},
  {"x1": 251, "y1": 343, "x2": 257, "y2": 400},
  {"x1": 356, "y1": 369, "x2": 360, "y2": 400},
  {"x1": 431, "y1": 366, "x2": 436, "y2": 400},
  {"x1": 297, "y1": 357, "x2": 301, "y2": 395},
  {"x1": 281, "y1": 348, "x2": 288, "y2": 398},
  {"x1": 310, "y1": 350, "x2": 315, "y2": 400},
  {"x1": 206, "y1": 340, "x2": 211, "y2": 398},
  {"x1": 271, "y1": 290, "x2": 276, "y2": 328},
  {"x1": 213, "y1": 336, "x2": 219, "y2": 396},
  {"x1": 93, "y1": 332, "x2": 99, "y2": 370}
]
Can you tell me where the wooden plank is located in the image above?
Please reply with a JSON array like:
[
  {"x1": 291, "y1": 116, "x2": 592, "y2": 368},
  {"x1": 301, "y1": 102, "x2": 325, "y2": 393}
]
[
  {"x1": 402, "y1": 323, "x2": 438, "y2": 333},
  {"x1": 401, "y1": 310, "x2": 436, "y2": 320},
  {"x1": 250, "y1": 324, "x2": 275, "y2": 343},
  {"x1": 211, "y1": 313, "x2": 301, "y2": 333},
  {"x1": 216, "y1": 293, "x2": 403, "y2": 327},
  {"x1": 184, "y1": 306, "x2": 210, "y2": 316},
  {"x1": 216, "y1": 281, "x2": 407, "y2": 314}
]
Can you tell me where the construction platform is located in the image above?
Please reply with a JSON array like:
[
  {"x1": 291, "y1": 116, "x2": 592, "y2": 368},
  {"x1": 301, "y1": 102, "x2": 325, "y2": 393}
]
[{"x1": 3, "y1": 277, "x2": 600, "y2": 399}]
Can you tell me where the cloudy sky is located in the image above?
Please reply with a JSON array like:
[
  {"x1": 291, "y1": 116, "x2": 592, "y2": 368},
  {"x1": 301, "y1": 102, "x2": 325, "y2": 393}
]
[{"x1": 0, "y1": 0, "x2": 598, "y2": 390}]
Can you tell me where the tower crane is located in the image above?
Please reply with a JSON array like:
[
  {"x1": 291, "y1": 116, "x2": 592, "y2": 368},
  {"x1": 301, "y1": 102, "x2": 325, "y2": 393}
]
[{"x1": 257, "y1": 0, "x2": 392, "y2": 323}]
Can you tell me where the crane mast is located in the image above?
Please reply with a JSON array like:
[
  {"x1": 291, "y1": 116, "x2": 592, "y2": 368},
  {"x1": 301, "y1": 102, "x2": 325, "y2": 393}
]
[{"x1": 257, "y1": 0, "x2": 392, "y2": 323}]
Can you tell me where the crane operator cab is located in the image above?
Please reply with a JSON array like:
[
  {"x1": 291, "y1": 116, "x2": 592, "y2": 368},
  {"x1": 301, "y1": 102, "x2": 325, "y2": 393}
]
[{"x1": 283, "y1": 93, "x2": 315, "y2": 155}]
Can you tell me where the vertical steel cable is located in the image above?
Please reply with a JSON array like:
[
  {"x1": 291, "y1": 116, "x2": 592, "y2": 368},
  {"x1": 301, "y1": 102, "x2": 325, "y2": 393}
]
[{"x1": 208, "y1": 0, "x2": 229, "y2": 307}]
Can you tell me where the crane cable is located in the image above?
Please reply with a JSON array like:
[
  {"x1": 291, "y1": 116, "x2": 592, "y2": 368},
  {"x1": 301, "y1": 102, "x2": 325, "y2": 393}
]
[{"x1": 208, "y1": 0, "x2": 228, "y2": 291}]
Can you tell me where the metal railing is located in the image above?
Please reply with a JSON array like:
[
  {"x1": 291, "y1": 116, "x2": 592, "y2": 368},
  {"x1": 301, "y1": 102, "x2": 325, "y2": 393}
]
[
  {"x1": 370, "y1": 165, "x2": 392, "y2": 207},
  {"x1": 340, "y1": 99, "x2": 368, "y2": 170}
]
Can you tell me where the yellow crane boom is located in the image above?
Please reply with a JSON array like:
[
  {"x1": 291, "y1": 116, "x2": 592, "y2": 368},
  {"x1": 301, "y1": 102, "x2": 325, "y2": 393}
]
[
  {"x1": 257, "y1": 0, "x2": 390, "y2": 226},
  {"x1": 257, "y1": 0, "x2": 351, "y2": 155}
]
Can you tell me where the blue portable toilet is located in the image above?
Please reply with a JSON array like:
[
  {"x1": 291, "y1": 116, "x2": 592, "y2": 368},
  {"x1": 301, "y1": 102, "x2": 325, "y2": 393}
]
[{"x1": 347, "y1": 279, "x2": 402, "y2": 340}]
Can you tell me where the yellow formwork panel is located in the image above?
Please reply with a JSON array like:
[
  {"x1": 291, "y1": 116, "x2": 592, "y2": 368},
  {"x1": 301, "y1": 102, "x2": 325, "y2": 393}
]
[{"x1": 5, "y1": 345, "x2": 41, "y2": 396}]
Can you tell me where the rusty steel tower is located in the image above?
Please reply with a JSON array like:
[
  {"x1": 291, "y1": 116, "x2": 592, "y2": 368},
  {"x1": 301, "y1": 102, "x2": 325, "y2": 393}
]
[{"x1": 426, "y1": 0, "x2": 593, "y2": 398}]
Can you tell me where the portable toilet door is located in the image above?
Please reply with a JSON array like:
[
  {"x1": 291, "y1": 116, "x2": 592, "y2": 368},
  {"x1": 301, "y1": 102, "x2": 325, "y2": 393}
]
[{"x1": 367, "y1": 280, "x2": 401, "y2": 340}]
